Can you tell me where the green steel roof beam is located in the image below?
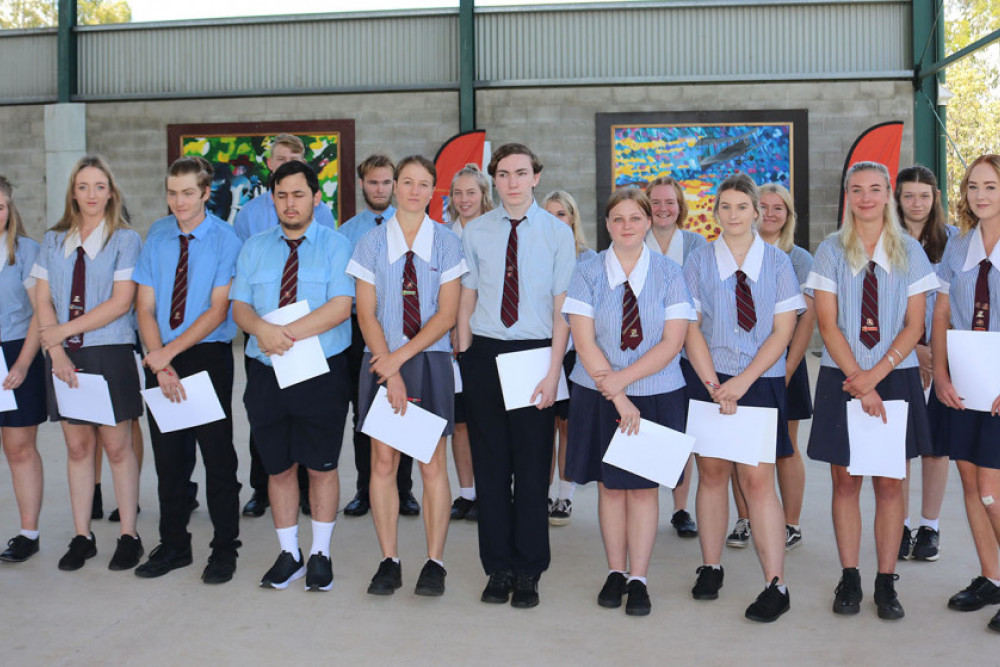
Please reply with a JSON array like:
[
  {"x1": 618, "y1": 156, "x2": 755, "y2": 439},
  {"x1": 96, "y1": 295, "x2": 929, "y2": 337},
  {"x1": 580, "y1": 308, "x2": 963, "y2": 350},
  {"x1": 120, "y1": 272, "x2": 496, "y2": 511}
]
[{"x1": 57, "y1": 0, "x2": 78, "y2": 103}]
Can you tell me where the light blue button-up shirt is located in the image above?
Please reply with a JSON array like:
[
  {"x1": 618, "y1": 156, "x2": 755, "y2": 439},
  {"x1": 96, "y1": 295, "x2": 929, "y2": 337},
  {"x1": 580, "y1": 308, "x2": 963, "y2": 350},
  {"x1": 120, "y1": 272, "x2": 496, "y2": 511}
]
[
  {"x1": 0, "y1": 233, "x2": 39, "y2": 342},
  {"x1": 337, "y1": 206, "x2": 397, "y2": 252},
  {"x1": 233, "y1": 191, "x2": 336, "y2": 243}
]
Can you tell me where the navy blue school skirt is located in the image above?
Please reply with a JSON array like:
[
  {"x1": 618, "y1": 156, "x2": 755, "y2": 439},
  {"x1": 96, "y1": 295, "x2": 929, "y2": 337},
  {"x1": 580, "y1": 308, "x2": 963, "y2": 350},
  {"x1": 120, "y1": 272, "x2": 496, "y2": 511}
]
[
  {"x1": 554, "y1": 350, "x2": 576, "y2": 420},
  {"x1": 566, "y1": 384, "x2": 687, "y2": 490},
  {"x1": 925, "y1": 385, "x2": 952, "y2": 458},
  {"x1": 946, "y1": 403, "x2": 1000, "y2": 470},
  {"x1": 786, "y1": 357, "x2": 813, "y2": 421},
  {"x1": 806, "y1": 365, "x2": 932, "y2": 467},
  {"x1": 0, "y1": 339, "x2": 47, "y2": 428},
  {"x1": 357, "y1": 350, "x2": 455, "y2": 438}
]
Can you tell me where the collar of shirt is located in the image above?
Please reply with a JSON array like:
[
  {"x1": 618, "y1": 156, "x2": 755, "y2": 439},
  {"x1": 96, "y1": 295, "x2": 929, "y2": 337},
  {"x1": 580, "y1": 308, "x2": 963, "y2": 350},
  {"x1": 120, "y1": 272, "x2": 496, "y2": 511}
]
[
  {"x1": 500, "y1": 200, "x2": 541, "y2": 224},
  {"x1": 173, "y1": 214, "x2": 210, "y2": 240},
  {"x1": 849, "y1": 231, "x2": 892, "y2": 276},
  {"x1": 962, "y1": 225, "x2": 1000, "y2": 272},
  {"x1": 279, "y1": 219, "x2": 318, "y2": 246},
  {"x1": 64, "y1": 219, "x2": 107, "y2": 260},
  {"x1": 605, "y1": 244, "x2": 651, "y2": 296},
  {"x1": 644, "y1": 228, "x2": 684, "y2": 265},
  {"x1": 367, "y1": 205, "x2": 396, "y2": 223},
  {"x1": 714, "y1": 232, "x2": 765, "y2": 282},
  {"x1": 386, "y1": 214, "x2": 435, "y2": 264}
]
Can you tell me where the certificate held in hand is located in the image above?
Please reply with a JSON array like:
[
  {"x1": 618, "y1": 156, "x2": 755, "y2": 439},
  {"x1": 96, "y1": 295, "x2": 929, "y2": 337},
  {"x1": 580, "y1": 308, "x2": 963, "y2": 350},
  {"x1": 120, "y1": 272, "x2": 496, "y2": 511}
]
[
  {"x1": 53, "y1": 372, "x2": 117, "y2": 426},
  {"x1": 361, "y1": 386, "x2": 448, "y2": 464},
  {"x1": 141, "y1": 371, "x2": 226, "y2": 433},
  {"x1": 495, "y1": 346, "x2": 570, "y2": 411},
  {"x1": 846, "y1": 399, "x2": 907, "y2": 479},
  {"x1": 602, "y1": 419, "x2": 695, "y2": 488},
  {"x1": 262, "y1": 301, "x2": 330, "y2": 389},
  {"x1": 0, "y1": 354, "x2": 18, "y2": 413},
  {"x1": 686, "y1": 400, "x2": 778, "y2": 466},
  {"x1": 947, "y1": 330, "x2": 1000, "y2": 412}
]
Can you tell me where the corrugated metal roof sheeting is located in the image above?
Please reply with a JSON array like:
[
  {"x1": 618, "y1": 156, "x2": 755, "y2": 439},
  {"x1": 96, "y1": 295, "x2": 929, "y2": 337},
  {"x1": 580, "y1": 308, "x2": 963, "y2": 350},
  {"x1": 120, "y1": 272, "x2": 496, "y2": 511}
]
[{"x1": 0, "y1": 30, "x2": 58, "y2": 103}]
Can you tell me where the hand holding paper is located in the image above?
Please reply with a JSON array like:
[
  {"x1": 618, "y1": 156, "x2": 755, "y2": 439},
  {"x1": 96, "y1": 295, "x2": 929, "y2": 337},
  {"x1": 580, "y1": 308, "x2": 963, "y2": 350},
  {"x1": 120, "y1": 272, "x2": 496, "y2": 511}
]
[
  {"x1": 947, "y1": 330, "x2": 1000, "y2": 412},
  {"x1": 53, "y1": 372, "x2": 116, "y2": 426},
  {"x1": 262, "y1": 301, "x2": 329, "y2": 389},
  {"x1": 361, "y1": 387, "x2": 447, "y2": 464},
  {"x1": 495, "y1": 347, "x2": 569, "y2": 411},
  {"x1": 686, "y1": 400, "x2": 778, "y2": 466},
  {"x1": 141, "y1": 371, "x2": 226, "y2": 433},
  {"x1": 846, "y1": 399, "x2": 907, "y2": 479},
  {"x1": 603, "y1": 418, "x2": 695, "y2": 488}
]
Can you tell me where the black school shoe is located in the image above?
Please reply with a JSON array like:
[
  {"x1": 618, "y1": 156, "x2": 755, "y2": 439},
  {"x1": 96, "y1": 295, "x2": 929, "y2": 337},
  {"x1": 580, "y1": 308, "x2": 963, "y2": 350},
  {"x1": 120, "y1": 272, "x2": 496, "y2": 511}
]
[
  {"x1": 510, "y1": 573, "x2": 539, "y2": 608},
  {"x1": 108, "y1": 534, "x2": 143, "y2": 571},
  {"x1": 367, "y1": 557, "x2": 403, "y2": 595},
  {"x1": 671, "y1": 510, "x2": 698, "y2": 538},
  {"x1": 135, "y1": 544, "x2": 193, "y2": 578},
  {"x1": 898, "y1": 526, "x2": 913, "y2": 560},
  {"x1": 305, "y1": 553, "x2": 333, "y2": 592},
  {"x1": 692, "y1": 565, "x2": 724, "y2": 600},
  {"x1": 0, "y1": 535, "x2": 39, "y2": 562},
  {"x1": 202, "y1": 548, "x2": 238, "y2": 585},
  {"x1": 911, "y1": 526, "x2": 940, "y2": 561},
  {"x1": 745, "y1": 578, "x2": 790, "y2": 623},
  {"x1": 108, "y1": 506, "x2": 141, "y2": 523},
  {"x1": 58, "y1": 533, "x2": 97, "y2": 571},
  {"x1": 481, "y1": 570, "x2": 514, "y2": 604},
  {"x1": 242, "y1": 491, "x2": 269, "y2": 518},
  {"x1": 989, "y1": 609, "x2": 1000, "y2": 633},
  {"x1": 598, "y1": 572, "x2": 628, "y2": 608},
  {"x1": 260, "y1": 549, "x2": 305, "y2": 589},
  {"x1": 450, "y1": 497, "x2": 476, "y2": 521},
  {"x1": 91, "y1": 484, "x2": 104, "y2": 520},
  {"x1": 833, "y1": 567, "x2": 862, "y2": 615},
  {"x1": 414, "y1": 560, "x2": 447, "y2": 596},
  {"x1": 343, "y1": 491, "x2": 369, "y2": 517},
  {"x1": 399, "y1": 491, "x2": 421, "y2": 517},
  {"x1": 874, "y1": 573, "x2": 905, "y2": 620},
  {"x1": 625, "y1": 580, "x2": 652, "y2": 617},
  {"x1": 948, "y1": 576, "x2": 1000, "y2": 611}
]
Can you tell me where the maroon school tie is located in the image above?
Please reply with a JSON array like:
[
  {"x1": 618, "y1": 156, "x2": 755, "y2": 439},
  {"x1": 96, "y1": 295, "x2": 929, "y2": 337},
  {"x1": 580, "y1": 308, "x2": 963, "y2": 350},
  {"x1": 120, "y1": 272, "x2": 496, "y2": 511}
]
[
  {"x1": 66, "y1": 247, "x2": 86, "y2": 350},
  {"x1": 169, "y1": 234, "x2": 193, "y2": 330},
  {"x1": 860, "y1": 260, "x2": 880, "y2": 348},
  {"x1": 620, "y1": 280, "x2": 643, "y2": 351},
  {"x1": 501, "y1": 217, "x2": 524, "y2": 328},
  {"x1": 375, "y1": 216, "x2": 384, "y2": 226},
  {"x1": 402, "y1": 251, "x2": 421, "y2": 339},
  {"x1": 735, "y1": 270, "x2": 756, "y2": 332},
  {"x1": 973, "y1": 259, "x2": 992, "y2": 331},
  {"x1": 279, "y1": 238, "x2": 304, "y2": 308}
]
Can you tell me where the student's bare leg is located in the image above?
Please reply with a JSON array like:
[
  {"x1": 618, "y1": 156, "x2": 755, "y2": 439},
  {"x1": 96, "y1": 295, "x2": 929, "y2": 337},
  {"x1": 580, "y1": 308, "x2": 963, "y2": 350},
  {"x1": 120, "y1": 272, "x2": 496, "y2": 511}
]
[
  {"x1": 696, "y1": 456, "x2": 732, "y2": 564},
  {"x1": 625, "y1": 487, "x2": 659, "y2": 578},
  {"x1": 420, "y1": 439, "x2": 451, "y2": 560},
  {"x1": 777, "y1": 421, "x2": 806, "y2": 525},
  {"x1": 737, "y1": 462, "x2": 785, "y2": 582},
  {"x1": 268, "y1": 464, "x2": 300, "y2": 529},
  {"x1": 958, "y1": 461, "x2": 1000, "y2": 578},
  {"x1": 672, "y1": 456, "x2": 694, "y2": 513},
  {"x1": 831, "y1": 465, "x2": 863, "y2": 568},
  {"x1": 99, "y1": 421, "x2": 139, "y2": 536},
  {"x1": 872, "y1": 476, "x2": 904, "y2": 573},
  {"x1": 920, "y1": 455, "x2": 949, "y2": 522},
  {"x1": 1, "y1": 426, "x2": 43, "y2": 531},
  {"x1": 64, "y1": 423, "x2": 99, "y2": 536},
  {"x1": 599, "y1": 484, "x2": 627, "y2": 571},
  {"x1": 370, "y1": 439, "x2": 401, "y2": 557},
  {"x1": 307, "y1": 468, "x2": 339, "y2": 523},
  {"x1": 452, "y1": 423, "x2": 475, "y2": 489},
  {"x1": 732, "y1": 468, "x2": 749, "y2": 521}
]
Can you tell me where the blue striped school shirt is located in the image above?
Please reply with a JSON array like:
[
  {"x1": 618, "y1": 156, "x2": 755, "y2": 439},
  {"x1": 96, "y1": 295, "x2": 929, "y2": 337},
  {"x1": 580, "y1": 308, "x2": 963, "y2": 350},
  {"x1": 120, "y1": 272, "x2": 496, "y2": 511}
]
[
  {"x1": 644, "y1": 228, "x2": 707, "y2": 267},
  {"x1": 31, "y1": 222, "x2": 141, "y2": 347},
  {"x1": 0, "y1": 234, "x2": 39, "y2": 342},
  {"x1": 563, "y1": 245, "x2": 696, "y2": 396},
  {"x1": 133, "y1": 213, "x2": 242, "y2": 345},
  {"x1": 461, "y1": 201, "x2": 576, "y2": 341},
  {"x1": 787, "y1": 245, "x2": 814, "y2": 288},
  {"x1": 805, "y1": 233, "x2": 938, "y2": 371},
  {"x1": 684, "y1": 233, "x2": 806, "y2": 378},
  {"x1": 914, "y1": 225, "x2": 959, "y2": 342},
  {"x1": 936, "y1": 225, "x2": 1000, "y2": 332},
  {"x1": 346, "y1": 215, "x2": 466, "y2": 354},
  {"x1": 233, "y1": 191, "x2": 336, "y2": 243}
]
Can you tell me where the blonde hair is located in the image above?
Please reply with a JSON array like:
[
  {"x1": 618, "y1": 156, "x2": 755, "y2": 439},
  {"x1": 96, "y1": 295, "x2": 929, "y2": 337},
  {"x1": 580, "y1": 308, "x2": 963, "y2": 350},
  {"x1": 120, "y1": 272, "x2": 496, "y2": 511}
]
[
  {"x1": 53, "y1": 155, "x2": 129, "y2": 246},
  {"x1": 758, "y1": 183, "x2": 797, "y2": 253},
  {"x1": 645, "y1": 176, "x2": 689, "y2": 229},
  {"x1": 839, "y1": 161, "x2": 907, "y2": 273},
  {"x1": 270, "y1": 133, "x2": 305, "y2": 157},
  {"x1": 958, "y1": 154, "x2": 1000, "y2": 234},
  {"x1": 0, "y1": 175, "x2": 29, "y2": 266},
  {"x1": 446, "y1": 164, "x2": 493, "y2": 223},
  {"x1": 542, "y1": 189, "x2": 589, "y2": 255}
]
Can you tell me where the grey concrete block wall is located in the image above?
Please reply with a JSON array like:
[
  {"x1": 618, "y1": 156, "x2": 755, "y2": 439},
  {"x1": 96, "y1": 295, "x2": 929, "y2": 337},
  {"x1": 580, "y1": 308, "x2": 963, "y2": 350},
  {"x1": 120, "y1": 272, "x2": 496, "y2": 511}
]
[{"x1": 0, "y1": 105, "x2": 49, "y2": 239}]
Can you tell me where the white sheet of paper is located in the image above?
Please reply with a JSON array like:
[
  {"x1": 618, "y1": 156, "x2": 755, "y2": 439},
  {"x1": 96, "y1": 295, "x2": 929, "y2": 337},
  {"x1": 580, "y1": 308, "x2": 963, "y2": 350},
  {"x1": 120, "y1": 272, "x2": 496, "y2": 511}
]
[
  {"x1": 947, "y1": 330, "x2": 1000, "y2": 412},
  {"x1": 686, "y1": 400, "x2": 778, "y2": 466},
  {"x1": 141, "y1": 371, "x2": 226, "y2": 433},
  {"x1": 360, "y1": 386, "x2": 447, "y2": 464},
  {"x1": 847, "y1": 399, "x2": 908, "y2": 479},
  {"x1": 602, "y1": 418, "x2": 696, "y2": 488},
  {"x1": 453, "y1": 358, "x2": 463, "y2": 394},
  {"x1": 53, "y1": 372, "x2": 116, "y2": 426},
  {"x1": 0, "y1": 353, "x2": 17, "y2": 412},
  {"x1": 495, "y1": 346, "x2": 570, "y2": 411},
  {"x1": 262, "y1": 301, "x2": 330, "y2": 389}
]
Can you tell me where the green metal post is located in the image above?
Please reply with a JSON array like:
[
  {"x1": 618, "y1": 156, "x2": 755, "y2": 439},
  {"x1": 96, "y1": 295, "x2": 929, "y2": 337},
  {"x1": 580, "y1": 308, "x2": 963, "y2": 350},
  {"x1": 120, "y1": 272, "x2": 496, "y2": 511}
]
[
  {"x1": 459, "y1": 0, "x2": 476, "y2": 132},
  {"x1": 57, "y1": 0, "x2": 78, "y2": 103},
  {"x1": 934, "y1": 5, "x2": 948, "y2": 214},
  {"x1": 912, "y1": 1, "x2": 946, "y2": 188}
]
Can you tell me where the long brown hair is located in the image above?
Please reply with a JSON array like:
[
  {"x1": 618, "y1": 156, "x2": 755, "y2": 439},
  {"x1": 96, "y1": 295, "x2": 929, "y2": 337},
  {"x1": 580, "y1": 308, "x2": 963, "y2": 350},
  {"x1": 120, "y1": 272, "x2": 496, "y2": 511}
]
[
  {"x1": 895, "y1": 164, "x2": 948, "y2": 262},
  {"x1": 0, "y1": 175, "x2": 29, "y2": 266},
  {"x1": 53, "y1": 155, "x2": 129, "y2": 245}
]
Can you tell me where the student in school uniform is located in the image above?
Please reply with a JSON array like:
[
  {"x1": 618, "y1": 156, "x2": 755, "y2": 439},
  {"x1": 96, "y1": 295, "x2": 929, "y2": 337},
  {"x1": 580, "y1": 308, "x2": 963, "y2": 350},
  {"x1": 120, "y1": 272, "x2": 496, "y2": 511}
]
[
  {"x1": 805, "y1": 161, "x2": 937, "y2": 620},
  {"x1": 684, "y1": 173, "x2": 804, "y2": 622},
  {"x1": 541, "y1": 189, "x2": 595, "y2": 527},
  {"x1": 32, "y1": 155, "x2": 144, "y2": 571},
  {"x1": 131, "y1": 157, "x2": 243, "y2": 584},
  {"x1": 231, "y1": 160, "x2": 354, "y2": 592},
  {"x1": 456, "y1": 142, "x2": 576, "y2": 608},
  {"x1": 0, "y1": 176, "x2": 47, "y2": 563},
  {"x1": 348, "y1": 155, "x2": 465, "y2": 597},
  {"x1": 562, "y1": 187, "x2": 694, "y2": 616},
  {"x1": 644, "y1": 176, "x2": 706, "y2": 539},
  {"x1": 932, "y1": 154, "x2": 1000, "y2": 632},
  {"x1": 445, "y1": 164, "x2": 493, "y2": 522},
  {"x1": 895, "y1": 164, "x2": 958, "y2": 562}
]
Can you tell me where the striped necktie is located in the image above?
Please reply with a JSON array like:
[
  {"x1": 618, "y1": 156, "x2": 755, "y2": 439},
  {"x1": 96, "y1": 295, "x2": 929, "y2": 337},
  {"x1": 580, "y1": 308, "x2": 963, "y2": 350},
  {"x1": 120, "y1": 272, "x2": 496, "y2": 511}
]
[
  {"x1": 973, "y1": 259, "x2": 992, "y2": 331},
  {"x1": 402, "y1": 251, "x2": 421, "y2": 339},
  {"x1": 860, "y1": 261, "x2": 880, "y2": 348},
  {"x1": 620, "y1": 280, "x2": 643, "y2": 350},
  {"x1": 66, "y1": 247, "x2": 86, "y2": 350},
  {"x1": 169, "y1": 234, "x2": 193, "y2": 330},
  {"x1": 501, "y1": 217, "x2": 524, "y2": 328},
  {"x1": 735, "y1": 270, "x2": 756, "y2": 332},
  {"x1": 279, "y1": 238, "x2": 305, "y2": 308}
]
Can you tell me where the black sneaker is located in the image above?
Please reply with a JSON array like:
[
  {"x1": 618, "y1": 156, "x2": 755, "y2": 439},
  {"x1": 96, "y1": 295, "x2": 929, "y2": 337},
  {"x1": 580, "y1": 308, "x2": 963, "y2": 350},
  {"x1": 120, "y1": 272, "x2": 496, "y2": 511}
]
[
  {"x1": 58, "y1": 533, "x2": 97, "y2": 571},
  {"x1": 305, "y1": 553, "x2": 333, "y2": 592},
  {"x1": 260, "y1": 550, "x2": 305, "y2": 589},
  {"x1": 134, "y1": 544, "x2": 193, "y2": 578},
  {"x1": 692, "y1": 566, "x2": 724, "y2": 600},
  {"x1": 598, "y1": 572, "x2": 628, "y2": 608},
  {"x1": 511, "y1": 573, "x2": 539, "y2": 608},
  {"x1": 464, "y1": 501, "x2": 478, "y2": 522},
  {"x1": 833, "y1": 567, "x2": 862, "y2": 615},
  {"x1": 108, "y1": 534, "x2": 143, "y2": 571},
  {"x1": 0, "y1": 535, "x2": 39, "y2": 562},
  {"x1": 990, "y1": 609, "x2": 1000, "y2": 633},
  {"x1": 874, "y1": 572, "x2": 905, "y2": 620},
  {"x1": 367, "y1": 557, "x2": 403, "y2": 595},
  {"x1": 948, "y1": 576, "x2": 1000, "y2": 611},
  {"x1": 482, "y1": 570, "x2": 514, "y2": 604},
  {"x1": 202, "y1": 549, "x2": 238, "y2": 585},
  {"x1": 745, "y1": 578, "x2": 790, "y2": 623},
  {"x1": 726, "y1": 519, "x2": 751, "y2": 548},
  {"x1": 549, "y1": 499, "x2": 572, "y2": 526},
  {"x1": 898, "y1": 526, "x2": 913, "y2": 560},
  {"x1": 671, "y1": 510, "x2": 698, "y2": 538},
  {"x1": 785, "y1": 525, "x2": 802, "y2": 551},
  {"x1": 450, "y1": 497, "x2": 476, "y2": 521},
  {"x1": 91, "y1": 484, "x2": 103, "y2": 520},
  {"x1": 911, "y1": 526, "x2": 940, "y2": 561},
  {"x1": 414, "y1": 560, "x2": 447, "y2": 596},
  {"x1": 625, "y1": 580, "x2": 652, "y2": 616}
]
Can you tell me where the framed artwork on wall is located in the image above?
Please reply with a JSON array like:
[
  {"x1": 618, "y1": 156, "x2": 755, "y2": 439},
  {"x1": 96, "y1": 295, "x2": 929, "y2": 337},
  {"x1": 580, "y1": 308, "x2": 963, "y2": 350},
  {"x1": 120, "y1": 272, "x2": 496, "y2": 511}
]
[
  {"x1": 595, "y1": 110, "x2": 809, "y2": 249},
  {"x1": 166, "y1": 120, "x2": 356, "y2": 226}
]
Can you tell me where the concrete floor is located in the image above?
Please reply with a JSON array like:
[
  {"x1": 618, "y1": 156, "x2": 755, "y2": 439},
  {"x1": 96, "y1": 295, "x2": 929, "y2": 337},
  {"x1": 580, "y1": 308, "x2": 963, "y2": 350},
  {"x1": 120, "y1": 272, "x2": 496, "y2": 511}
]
[{"x1": 1, "y1": 354, "x2": 997, "y2": 666}]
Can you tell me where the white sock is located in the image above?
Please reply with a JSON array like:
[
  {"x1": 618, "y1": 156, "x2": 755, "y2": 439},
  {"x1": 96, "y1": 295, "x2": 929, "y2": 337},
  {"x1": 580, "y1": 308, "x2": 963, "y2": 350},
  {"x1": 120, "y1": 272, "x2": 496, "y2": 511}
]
[
  {"x1": 430, "y1": 558, "x2": 444, "y2": 567},
  {"x1": 609, "y1": 569, "x2": 628, "y2": 576},
  {"x1": 558, "y1": 480, "x2": 576, "y2": 501},
  {"x1": 627, "y1": 575, "x2": 647, "y2": 585},
  {"x1": 276, "y1": 525, "x2": 299, "y2": 555},
  {"x1": 390, "y1": 557, "x2": 400, "y2": 563},
  {"x1": 706, "y1": 564, "x2": 721, "y2": 570},
  {"x1": 776, "y1": 583, "x2": 788, "y2": 594},
  {"x1": 989, "y1": 577, "x2": 1000, "y2": 587},
  {"x1": 20, "y1": 529, "x2": 39, "y2": 540},
  {"x1": 920, "y1": 516, "x2": 939, "y2": 531},
  {"x1": 903, "y1": 518, "x2": 911, "y2": 529},
  {"x1": 460, "y1": 487, "x2": 476, "y2": 501},
  {"x1": 787, "y1": 524, "x2": 800, "y2": 531},
  {"x1": 310, "y1": 520, "x2": 335, "y2": 556}
]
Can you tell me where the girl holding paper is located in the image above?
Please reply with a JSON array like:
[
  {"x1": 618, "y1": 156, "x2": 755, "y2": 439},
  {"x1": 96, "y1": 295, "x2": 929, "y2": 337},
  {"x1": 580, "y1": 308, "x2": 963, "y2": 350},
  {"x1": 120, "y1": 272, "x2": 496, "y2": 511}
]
[
  {"x1": 563, "y1": 186, "x2": 694, "y2": 617},
  {"x1": 0, "y1": 176, "x2": 47, "y2": 563},
  {"x1": 805, "y1": 161, "x2": 937, "y2": 620},
  {"x1": 349, "y1": 155, "x2": 465, "y2": 597},
  {"x1": 932, "y1": 154, "x2": 1000, "y2": 632},
  {"x1": 683, "y1": 173, "x2": 804, "y2": 623},
  {"x1": 32, "y1": 155, "x2": 144, "y2": 572}
]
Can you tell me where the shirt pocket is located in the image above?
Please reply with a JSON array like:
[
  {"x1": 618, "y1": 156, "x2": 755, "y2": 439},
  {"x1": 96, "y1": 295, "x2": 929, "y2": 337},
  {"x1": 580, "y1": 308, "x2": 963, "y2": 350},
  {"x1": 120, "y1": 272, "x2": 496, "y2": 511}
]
[
  {"x1": 249, "y1": 269, "x2": 282, "y2": 310},
  {"x1": 298, "y1": 266, "x2": 333, "y2": 307}
]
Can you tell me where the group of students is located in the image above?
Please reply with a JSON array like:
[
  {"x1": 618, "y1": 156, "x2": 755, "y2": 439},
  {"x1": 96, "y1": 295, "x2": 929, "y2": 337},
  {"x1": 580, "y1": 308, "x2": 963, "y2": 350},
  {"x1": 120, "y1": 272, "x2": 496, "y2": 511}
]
[{"x1": 2, "y1": 136, "x2": 1000, "y2": 629}]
